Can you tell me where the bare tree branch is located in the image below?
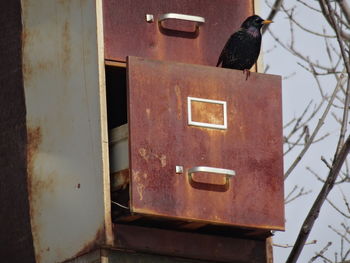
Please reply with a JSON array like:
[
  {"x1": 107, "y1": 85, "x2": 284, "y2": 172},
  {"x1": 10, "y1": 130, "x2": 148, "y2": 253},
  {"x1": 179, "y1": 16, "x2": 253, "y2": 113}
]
[
  {"x1": 322, "y1": 1, "x2": 350, "y2": 159},
  {"x1": 335, "y1": 78, "x2": 350, "y2": 156},
  {"x1": 327, "y1": 198, "x2": 350, "y2": 219},
  {"x1": 336, "y1": 0, "x2": 350, "y2": 24},
  {"x1": 318, "y1": 0, "x2": 350, "y2": 41},
  {"x1": 286, "y1": 134, "x2": 350, "y2": 263},
  {"x1": 297, "y1": 0, "x2": 322, "y2": 13},
  {"x1": 328, "y1": 224, "x2": 350, "y2": 244},
  {"x1": 281, "y1": 4, "x2": 337, "y2": 38},
  {"x1": 262, "y1": 0, "x2": 284, "y2": 34},
  {"x1": 273, "y1": 240, "x2": 317, "y2": 248},
  {"x1": 308, "y1": 242, "x2": 333, "y2": 263},
  {"x1": 285, "y1": 77, "x2": 344, "y2": 179}
]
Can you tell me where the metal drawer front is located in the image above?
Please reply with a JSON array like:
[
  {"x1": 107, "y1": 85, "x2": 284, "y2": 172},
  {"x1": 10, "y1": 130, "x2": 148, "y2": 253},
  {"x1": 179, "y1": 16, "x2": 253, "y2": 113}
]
[{"x1": 127, "y1": 56, "x2": 284, "y2": 230}]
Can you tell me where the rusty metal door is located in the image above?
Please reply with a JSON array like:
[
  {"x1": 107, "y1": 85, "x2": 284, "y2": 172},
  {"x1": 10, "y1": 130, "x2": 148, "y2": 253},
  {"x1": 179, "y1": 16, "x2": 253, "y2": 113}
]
[
  {"x1": 103, "y1": 0, "x2": 253, "y2": 66},
  {"x1": 127, "y1": 56, "x2": 284, "y2": 231}
]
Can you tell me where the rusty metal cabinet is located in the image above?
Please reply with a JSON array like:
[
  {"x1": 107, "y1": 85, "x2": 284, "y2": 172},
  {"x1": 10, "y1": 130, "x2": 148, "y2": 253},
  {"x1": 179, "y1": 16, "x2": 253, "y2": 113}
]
[
  {"x1": 103, "y1": 0, "x2": 253, "y2": 66},
  {"x1": 109, "y1": 56, "x2": 284, "y2": 231}
]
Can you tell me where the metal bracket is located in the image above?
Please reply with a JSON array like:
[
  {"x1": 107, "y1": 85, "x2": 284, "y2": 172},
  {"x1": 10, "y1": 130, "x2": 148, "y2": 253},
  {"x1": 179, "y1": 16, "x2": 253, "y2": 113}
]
[
  {"x1": 176, "y1": 165, "x2": 184, "y2": 174},
  {"x1": 145, "y1": 14, "x2": 154, "y2": 23}
]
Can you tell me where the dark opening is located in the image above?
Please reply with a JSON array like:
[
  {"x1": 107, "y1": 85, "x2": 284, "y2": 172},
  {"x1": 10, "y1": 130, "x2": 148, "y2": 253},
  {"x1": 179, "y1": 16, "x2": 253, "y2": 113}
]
[{"x1": 105, "y1": 65, "x2": 127, "y2": 129}]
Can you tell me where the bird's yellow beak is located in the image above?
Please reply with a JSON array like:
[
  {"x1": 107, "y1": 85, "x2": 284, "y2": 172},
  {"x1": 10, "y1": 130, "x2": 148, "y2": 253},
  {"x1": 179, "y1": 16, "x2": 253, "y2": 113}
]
[{"x1": 262, "y1": 20, "x2": 273, "y2": 24}]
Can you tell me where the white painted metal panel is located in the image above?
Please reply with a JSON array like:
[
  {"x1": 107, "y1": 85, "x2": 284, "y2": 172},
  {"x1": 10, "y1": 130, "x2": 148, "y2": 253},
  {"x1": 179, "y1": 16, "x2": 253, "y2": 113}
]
[
  {"x1": 109, "y1": 124, "x2": 129, "y2": 173},
  {"x1": 22, "y1": 0, "x2": 112, "y2": 262}
]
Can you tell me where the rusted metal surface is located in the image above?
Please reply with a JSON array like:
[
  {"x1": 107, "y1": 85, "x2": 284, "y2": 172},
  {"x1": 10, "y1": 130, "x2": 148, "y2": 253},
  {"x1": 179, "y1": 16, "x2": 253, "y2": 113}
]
[
  {"x1": 103, "y1": 0, "x2": 253, "y2": 66},
  {"x1": 22, "y1": 0, "x2": 112, "y2": 262},
  {"x1": 127, "y1": 56, "x2": 284, "y2": 230},
  {"x1": 191, "y1": 100, "x2": 225, "y2": 126},
  {"x1": 114, "y1": 224, "x2": 267, "y2": 262},
  {"x1": 0, "y1": 1, "x2": 36, "y2": 262}
]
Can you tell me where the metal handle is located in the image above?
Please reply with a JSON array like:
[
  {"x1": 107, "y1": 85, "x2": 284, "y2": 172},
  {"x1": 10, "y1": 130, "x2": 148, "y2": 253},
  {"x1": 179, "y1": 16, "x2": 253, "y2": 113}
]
[
  {"x1": 158, "y1": 13, "x2": 205, "y2": 27},
  {"x1": 188, "y1": 166, "x2": 235, "y2": 177},
  {"x1": 188, "y1": 166, "x2": 235, "y2": 186}
]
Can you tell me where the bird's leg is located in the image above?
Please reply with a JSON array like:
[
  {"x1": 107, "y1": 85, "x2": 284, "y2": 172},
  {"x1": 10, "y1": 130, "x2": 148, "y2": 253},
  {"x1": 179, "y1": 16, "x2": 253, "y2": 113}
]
[{"x1": 243, "y1": 69, "x2": 251, "y2": 80}]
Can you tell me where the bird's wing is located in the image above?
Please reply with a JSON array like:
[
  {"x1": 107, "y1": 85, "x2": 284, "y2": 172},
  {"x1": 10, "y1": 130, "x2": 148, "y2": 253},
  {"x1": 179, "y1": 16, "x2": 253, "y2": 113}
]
[
  {"x1": 216, "y1": 40, "x2": 229, "y2": 67},
  {"x1": 216, "y1": 30, "x2": 244, "y2": 67},
  {"x1": 216, "y1": 55, "x2": 223, "y2": 67}
]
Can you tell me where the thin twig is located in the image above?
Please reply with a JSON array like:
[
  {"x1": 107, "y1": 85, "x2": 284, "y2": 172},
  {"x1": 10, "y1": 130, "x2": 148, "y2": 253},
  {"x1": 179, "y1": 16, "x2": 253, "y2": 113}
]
[
  {"x1": 308, "y1": 242, "x2": 333, "y2": 263},
  {"x1": 327, "y1": 198, "x2": 350, "y2": 219},
  {"x1": 262, "y1": 0, "x2": 284, "y2": 34},
  {"x1": 285, "y1": 77, "x2": 344, "y2": 179},
  {"x1": 273, "y1": 240, "x2": 316, "y2": 248},
  {"x1": 286, "y1": 134, "x2": 350, "y2": 263},
  {"x1": 296, "y1": 0, "x2": 321, "y2": 13},
  {"x1": 328, "y1": 225, "x2": 350, "y2": 244},
  {"x1": 282, "y1": 4, "x2": 337, "y2": 38}
]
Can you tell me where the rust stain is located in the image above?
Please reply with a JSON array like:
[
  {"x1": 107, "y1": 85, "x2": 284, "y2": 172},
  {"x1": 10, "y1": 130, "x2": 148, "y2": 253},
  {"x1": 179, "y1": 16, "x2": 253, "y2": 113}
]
[
  {"x1": 153, "y1": 153, "x2": 167, "y2": 168},
  {"x1": 62, "y1": 225, "x2": 105, "y2": 263},
  {"x1": 138, "y1": 148, "x2": 166, "y2": 167},
  {"x1": 22, "y1": 29, "x2": 34, "y2": 82},
  {"x1": 191, "y1": 100, "x2": 225, "y2": 125},
  {"x1": 27, "y1": 126, "x2": 42, "y2": 263},
  {"x1": 27, "y1": 126, "x2": 58, "y2": 263},
  {"x1": 22, "y1": 26, "x2": 54, "y2": 83},
  {"x1": 138, "y1": 148, "x2": 149, "y2": 161},
  {"x1": 159, "y1": 155, "x2": 166, "y2": 167},
  {"x1": 22, "y1": 61, "x2": 33, "y2": 84},
  {"x1": 133, "y1": 170, "x2": 145, "y2": 201},
  {"x1": 174, "y1": 85, "x2": 182, "y2": 120},
  {"x1": 62, "y1": 21, "x2": 71, "y2": 74}
]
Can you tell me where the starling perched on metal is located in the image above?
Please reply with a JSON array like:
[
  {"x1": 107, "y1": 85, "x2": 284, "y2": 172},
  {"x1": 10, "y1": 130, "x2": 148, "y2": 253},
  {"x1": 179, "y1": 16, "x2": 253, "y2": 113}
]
[{"x1": 216, "y1": 15, "x2": 272, "y2": 79}]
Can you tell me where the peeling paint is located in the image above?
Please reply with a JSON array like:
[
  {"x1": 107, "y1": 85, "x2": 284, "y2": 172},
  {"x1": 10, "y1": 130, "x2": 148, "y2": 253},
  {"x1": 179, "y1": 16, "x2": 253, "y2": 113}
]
[
  {"x1": 133, "y1": 170, "x2": 145, "y2": 201},
  {"x1": 137, "y1": 184, "x2": 145, "y2": 201},
  {"x1": 153, "y1": 153, "x2": 167, "y2": 168},
  {"x1": 174, "y1": 85, "x2": 182, "y2": 121},
  {"x1": 145, "y1": 108, "x2": 151, "y2": 119},
  {"x1": 138, "y1": 148, "x2": 149, "y2": 161}
]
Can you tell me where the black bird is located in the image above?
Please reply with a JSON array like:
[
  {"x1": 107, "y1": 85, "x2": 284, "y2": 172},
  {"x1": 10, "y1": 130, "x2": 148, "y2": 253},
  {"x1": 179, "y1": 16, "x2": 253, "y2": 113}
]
[{"x1": 216, "y1": 15, "x2": 272, "y2": 79}]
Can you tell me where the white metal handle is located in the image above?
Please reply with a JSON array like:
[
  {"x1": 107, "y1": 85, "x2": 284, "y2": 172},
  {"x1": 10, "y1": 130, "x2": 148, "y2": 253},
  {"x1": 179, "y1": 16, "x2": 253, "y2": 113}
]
[
  {"x1": 188, "y1": 166, "x2": 235, "y2": 177},
  {"x1": 158, "y1": 13, "x2": 205, "y2": 26},
  {"x1": 187, "y1": 166, "x2": 235, "y2": 186}
]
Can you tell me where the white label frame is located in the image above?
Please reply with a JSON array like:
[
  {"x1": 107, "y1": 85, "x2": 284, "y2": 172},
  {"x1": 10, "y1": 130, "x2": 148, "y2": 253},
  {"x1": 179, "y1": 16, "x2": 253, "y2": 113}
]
[{"x1": 187, "y1": 96, "x2": 228, "y2": 130}]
